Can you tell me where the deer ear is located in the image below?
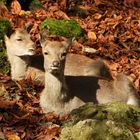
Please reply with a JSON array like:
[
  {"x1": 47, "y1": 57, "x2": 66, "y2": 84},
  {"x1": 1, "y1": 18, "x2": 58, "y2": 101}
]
[
  {"x1": 4, "y1": 34, "x2": 9, "y2": 42},
  {"x1": 39, "y1": 30, "x2": 49, "y2": 47},
  {"x1": 4, "y1": 34, "x2": 11, "y2": 46},
  {"x1": 24, "y1": 23, "x2": 34, "y2": 33},
  {"x1": 5, "y1": 27, "x2": 15, "y2": 38},
  {"x1": 63, "y1": 37, "x2": 75, "y2": 49}
]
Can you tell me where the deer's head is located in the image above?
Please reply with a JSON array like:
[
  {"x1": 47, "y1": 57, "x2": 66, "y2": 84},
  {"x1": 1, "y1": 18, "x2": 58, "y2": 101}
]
[
  {"x1": 41, "y1": 38, "x2": 73, "y2": 74},
  {"x1": 4, "y1": 27, "x2": 35, "y2": 56}
]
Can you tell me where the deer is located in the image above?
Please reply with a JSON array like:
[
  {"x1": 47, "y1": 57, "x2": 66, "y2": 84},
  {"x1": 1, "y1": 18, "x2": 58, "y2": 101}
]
[
  {"x1": 40, "y1": 38, "x2": 140, "y2": 115},
  {"x1": 4, "y1": 27, "x2": 113, "y2": 85},
  {"x1": 4, "y1": 27, "x2": 45, "y2": 84}
]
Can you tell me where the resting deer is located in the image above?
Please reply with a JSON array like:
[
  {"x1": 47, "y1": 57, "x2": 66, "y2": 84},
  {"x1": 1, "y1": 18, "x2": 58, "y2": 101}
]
[
  {"x1": 4, "y1": 28, "x2": 112, "y2": 84},
  {"x1": 40, "y1": 38, "x2": 140, "y2": 115},
  {"x1": 4, "y1": 27, "x2": 45, "y2": 84}
]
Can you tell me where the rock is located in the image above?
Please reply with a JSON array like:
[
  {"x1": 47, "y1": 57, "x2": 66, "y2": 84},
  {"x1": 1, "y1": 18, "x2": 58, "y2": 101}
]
[{"x1": 60, "y1": 102, "x2": 140, "y2": 140}]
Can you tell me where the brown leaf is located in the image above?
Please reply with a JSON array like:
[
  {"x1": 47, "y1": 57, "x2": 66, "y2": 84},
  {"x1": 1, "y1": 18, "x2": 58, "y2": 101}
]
[
  {"x1": 88, "y1": 31, "x2": 97, "y2": 40},
  {"x1": 26, "y1": 91, "x2": 39, "y2": 104},
  {"x1": 34, "y1": 9, "x2": 48, "y2": 20},
  {"x1": 54, "y1": 10, "x2": 69, "y2": 19},
  {"x1": 124, "y1": 0, "x2": 140, "y2": 8},
  {"x1": 94, "y1": 13, "x2": 102, "y2": 20},
  {"x1": 10, "y1": 0, "x2": 22, "y2": 15},
  {"x1": 58, "y1": 0, "x2": 67, "y2": 11},
  {"x1": 0, "y1": 97, "x2": 16, "y2": 109},
  {"x1": 0, "y1": 2, "x2": 9, "y2": 18},
  {"x1": 15, "y1": 81, "x2": 24, "y2": 92},
  {"x1": 6, "y1": 132, "x2": 20, "y2": 140},
  {"x1": 26, "y1": 70, "x2": 37, "y2": 82}
]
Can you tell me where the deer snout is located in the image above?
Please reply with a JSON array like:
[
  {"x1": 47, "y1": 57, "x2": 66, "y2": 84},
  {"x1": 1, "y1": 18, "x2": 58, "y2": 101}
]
[
  {"x1": 28, "y1": 48, "x2": 35, "y2": 55},
  {"x1": 49, "y1": 60, "x2": 61, "y2": 72},
  {"x1": 52, "y1": 61, "x2": 60, "y2": 67}
]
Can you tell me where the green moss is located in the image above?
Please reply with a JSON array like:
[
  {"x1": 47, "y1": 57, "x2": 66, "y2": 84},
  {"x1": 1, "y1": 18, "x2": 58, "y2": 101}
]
[
  {"x1": 0, "y1": 41, "x2": 10, "y2": 74},
  {"x1": 29, "y1": 0, "x2": 45, "y2": 11},
  {"x1": 0, "y1": 0, "x2": 7, "y2": 4},
  {"x1": 104, "y1": 102, "x2": 140, "y2": 125},
  {"x1": 135, "y1": 132, "x2": 140, "y2": 139},
  {"x1": 0, "y1": 18, "x2": 11, "y2": 40},
  {"x1": 60, "y1": 119, "x2": 137, "y2": 140},
  {"x1": 40, "y1": 19, "x2": 85, "y2": 38},
  {"x1": 0, "y1": 19, "x2": 11, "y2": 74},
  {"x1": 68, "y1": 102, "x2": 140, "y2": 126},
  {"x1": 60, "y1": 102, "x2": 140, "y2": 140}
]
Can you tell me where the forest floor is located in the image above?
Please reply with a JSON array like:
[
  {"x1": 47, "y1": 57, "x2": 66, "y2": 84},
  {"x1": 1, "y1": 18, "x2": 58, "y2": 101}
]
[{"x1": 0, "y1": 0, "x2": 140, "y2": 139}]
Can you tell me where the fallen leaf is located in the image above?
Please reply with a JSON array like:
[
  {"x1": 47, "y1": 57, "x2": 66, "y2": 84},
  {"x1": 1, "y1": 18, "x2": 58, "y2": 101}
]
[
  {"x1": 0, "y1": 2, "x2": 9, "y2": 18},
  {"x1": 88, "y1": 31, "x2": 97, "y2": 40},
  {"x1": 94, "y1": 13, "x2": 102, "y2": 20},
  {"x1": 10, "y1": 0, "x2": 21, "y2": 15},
  {"x1": 6, "y1": 132, "x2": 20, "y2": 140},
  {"x1": 82, "y1": 47, "x2": 97, "y2": 53}
]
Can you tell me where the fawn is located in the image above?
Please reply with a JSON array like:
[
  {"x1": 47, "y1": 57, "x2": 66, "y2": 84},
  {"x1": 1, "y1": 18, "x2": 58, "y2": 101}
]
[
  {"x1": 40, "y1": 38, "x2": 140, "y2": 115},
  {"x1": 4, "y1": 27, "x2": 112, "y2": 84},
  {"x1": 4, "y1": 27, "x2": 45, "y2": 84}
]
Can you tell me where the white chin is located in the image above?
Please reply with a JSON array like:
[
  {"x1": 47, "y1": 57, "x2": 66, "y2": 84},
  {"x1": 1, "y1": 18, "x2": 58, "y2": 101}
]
[
  {"x1": 26, "y1": 51, "x2": 35, "y2": 55},
  {"x1": 51, "y1": 67, "x2": 59, "y2": 70},
  {"x1": 49, "y1": 67, "x2": 60, "y2": 73}
]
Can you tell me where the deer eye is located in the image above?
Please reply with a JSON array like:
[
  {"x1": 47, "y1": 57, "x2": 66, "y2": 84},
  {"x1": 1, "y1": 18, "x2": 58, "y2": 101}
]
[
  {"x1": 44, "y1": 52, "x2": 48, "y2": 55},
  {"x1": 16, "y1": 38, "x2": 22, "y2": 41},
  {"x1": 61, "y1": 51, "x2": 67, "y2": 57}
]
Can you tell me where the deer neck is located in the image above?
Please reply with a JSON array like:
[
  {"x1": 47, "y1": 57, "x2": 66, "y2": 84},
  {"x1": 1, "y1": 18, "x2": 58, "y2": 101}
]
[{"x1": 44, "y1": 70, "x2": 69, "y2": 102}]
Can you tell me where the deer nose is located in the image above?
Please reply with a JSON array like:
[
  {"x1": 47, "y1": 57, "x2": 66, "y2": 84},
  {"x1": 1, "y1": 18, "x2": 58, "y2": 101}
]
[
  {"x1": 52, "y1": 61, "x2": 60, "y2": 67},
  {"x1": 28, "y1": 48, "x2": 35, "y2": 55},
  {"x1": 29, "y1": 48, "x2": 34, "y2": 52}
]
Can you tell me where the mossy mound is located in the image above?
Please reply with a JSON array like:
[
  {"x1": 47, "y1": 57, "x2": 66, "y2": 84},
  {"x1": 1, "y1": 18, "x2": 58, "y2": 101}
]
[
  {"x1": 69, "y1": 102, "x2": 140, "y2": 125},
  {"x1": 61, "y1": 120, "x2": 137, "y2": 140},
  {"x1": 0, "y1": 18, "x2": 11, "y2": 40},
  {"x1": 29, "y1": 0, "x2": 45, "y2": 11},
  {"x1": 40, "y1": 19, "x2": 85, "y2": 38},
  {"x1": 60, "y1": 102, "x2": 140, "y2": 140},
  {"x1": 0, "y1": 19, "x2": 11, "y2": 74},
  {"x1": 0, "y1": 42, "x2": 10, "y2": 74}
]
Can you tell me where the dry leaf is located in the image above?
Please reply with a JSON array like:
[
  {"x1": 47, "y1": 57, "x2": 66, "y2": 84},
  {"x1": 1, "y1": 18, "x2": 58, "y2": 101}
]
[
  {"x1": 82, "y1": 47, "x2": 97, "y2": 53},
  {"x1": 26, "y1": 70, "x2": 37, "y2": 81},
  {"x1": 88, "y1": 31, "x2": 97, "y2": 40},
  {"x1": 54, "y1": 10, "x2": 69, "y2": 19},
  {"x1": 94, "y1": 13, "x2": 102, "y2": 20},
  {"x1": 6, "y1": 132, "x2": 20, "y2": 140},
  {"x1": 124, "y1": 0, "x2": 140, "y2": 8},
  {"x1": 58, "y1": 0, "x2": 67, "y2": 10},
  {"x1": 0, "y1": 2, "x2": 9, "y2": 17},
  {"x1": 10, "y1": 0, "x2": 21, "y2": 15},
  {"x1": 19, "y1": 10, "x2": 26, "y2": 16},
  {"x1": 0, "y1": 98, "x2": 16, "y2": 109}
]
